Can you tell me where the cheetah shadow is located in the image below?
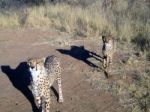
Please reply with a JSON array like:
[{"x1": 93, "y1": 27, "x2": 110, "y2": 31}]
[
  {"x1": 57, "y1": 45, "x2": 103, "y2": 68},
  {"x1": 1, "y1": 62, "x2": 39, "y2": 112}
]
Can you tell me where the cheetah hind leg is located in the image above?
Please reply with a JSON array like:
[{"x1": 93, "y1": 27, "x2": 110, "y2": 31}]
[
  {"x1": 41, "y1": 96, "x2": 50, "y2": 112},
  {"x1": 57, "y1": 74, "x2": 64, "y2": 103}
]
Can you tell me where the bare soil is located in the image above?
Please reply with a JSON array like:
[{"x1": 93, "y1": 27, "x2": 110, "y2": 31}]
[{"x1": 0, "y1": 28, "x2": 126, "y2": 112}]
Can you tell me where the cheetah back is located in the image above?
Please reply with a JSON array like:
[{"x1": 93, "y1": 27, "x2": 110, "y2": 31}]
[{"x1": 44, "y1": 55, "x2": 61, "y2": 78}]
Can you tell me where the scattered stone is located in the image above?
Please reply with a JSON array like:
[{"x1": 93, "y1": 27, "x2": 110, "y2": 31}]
[
  {"x1": 15, "y1": 102, "x2": 19, "y2": 105},
  {"x1": 134, "y1": 52, "x2": 142, "y2": 57}
]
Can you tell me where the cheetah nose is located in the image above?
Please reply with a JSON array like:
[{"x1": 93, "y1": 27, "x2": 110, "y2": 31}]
[{"x1": 31, "y1": 66, "x2": 35, "y2": 69}]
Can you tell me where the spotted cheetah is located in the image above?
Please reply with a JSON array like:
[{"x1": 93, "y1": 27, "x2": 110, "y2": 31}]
[
  {"x1": 27, "y1": 55, "x2": 64, "y2": 112},
  {"x1": 102, "y1": 35, "x2": 115, "y2": 69}
]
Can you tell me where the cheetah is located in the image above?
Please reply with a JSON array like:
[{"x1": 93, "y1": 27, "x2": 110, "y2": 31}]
[
  {"x1": 102, "y1": 35, "x2": 115, "y2": 69},
  {"x1": 27, "y1": 55, "x2": 64, "y2": 112}
]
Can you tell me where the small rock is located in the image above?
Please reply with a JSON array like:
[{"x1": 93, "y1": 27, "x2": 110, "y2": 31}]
[
  {"x1": 135, "y1": 52, "x2": 141, "y2": 57},
  {"x1": 15, "y1": 102, "x2": 19, "y2": 105}
]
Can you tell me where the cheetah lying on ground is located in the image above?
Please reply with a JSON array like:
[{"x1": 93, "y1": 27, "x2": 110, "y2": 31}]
[
  {"x1": 27, "y1": 55, "x2": 64, "y2": 112},
  {"x1": 102, "y1": 35, "x2": 115, "y2": 69}
]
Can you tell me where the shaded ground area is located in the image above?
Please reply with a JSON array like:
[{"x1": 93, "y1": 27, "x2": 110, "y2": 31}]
[{"x1": 0, "y1": 28, "x2": 126, "y2": 112}]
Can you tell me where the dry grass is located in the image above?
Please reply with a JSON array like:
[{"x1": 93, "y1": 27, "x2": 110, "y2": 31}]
[
  {"x1": 116, "y1": 44, "x2": 150, "y2": 112},
  {"x1": 129, "y1": 72, "x2": 150, "y2": 112},
  {"x1": 0, "y1": 1, "x2": 149, "y2": 47},
  {"x1": 25, "y1": 4, "x2": 113, "y2": 37},
  {"x1": 0, "y1": 11, "x2": 20, "y2": 28}
]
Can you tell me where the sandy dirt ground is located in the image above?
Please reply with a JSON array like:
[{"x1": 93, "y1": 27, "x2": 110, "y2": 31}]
[{"x1": 0, "y1": 28, "x2": 125, "y2": 112}]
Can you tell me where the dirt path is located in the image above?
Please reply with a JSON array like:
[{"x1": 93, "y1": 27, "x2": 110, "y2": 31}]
[{"x1": 0, "y1": 28, "x2": 125, "y2": 112}]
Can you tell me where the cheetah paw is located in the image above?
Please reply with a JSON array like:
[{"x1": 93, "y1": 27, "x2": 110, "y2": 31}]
[{"x1": 59, "y1": 98, "x2": 64, "y2": 103}]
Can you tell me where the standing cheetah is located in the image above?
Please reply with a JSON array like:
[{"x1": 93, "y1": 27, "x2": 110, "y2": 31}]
[
  {"x1": 102, "y1": 35, "x2": 115, "y2": 69},
  {"x1": 27, "y1": 55, "x2": 64, "y2": 112}
]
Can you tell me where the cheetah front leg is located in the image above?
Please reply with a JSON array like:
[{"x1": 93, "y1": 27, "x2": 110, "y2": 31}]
[
  {"x1": 36, "y1": 96, "x2": 42, "y2": 108},
  {"x1": 103, "y1": 56, "x2": 107, "y2": 68},
  {"x1": 106, "y1": 56, "x2": 110, "y2": 67},
  {"x1": 40, "y1": 95, "x2": 50, "y2": 112},
  {"x1": 45, "y1": 100, "x2": 50, "y2": 112},
  {"x1": 43, "y1": 94, "x2": 51, "y2": 112},
  {"x1": 109, "y1": 56, "x2": 112, "y2": 64}
]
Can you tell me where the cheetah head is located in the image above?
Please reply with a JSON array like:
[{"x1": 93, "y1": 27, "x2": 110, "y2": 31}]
[
  {"x1": 27, "y1": 57, "x2": 45, "y2": 70},
  {"x1": 27, "y1": 58, "x2": 37, "y2": 70},
  {"x1": 102, "y1": 35, "x2": 113, "y2": 43}
]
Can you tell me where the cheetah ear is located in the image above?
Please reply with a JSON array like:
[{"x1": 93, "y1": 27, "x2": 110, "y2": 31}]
[
  {"x1": 27, "y1": 57, "x2": 31, "y2": 65},
  {"x1": 27, "y1": 57, "x2": 30, "y2": 62},
  {"x1": 102, "y1": 35, "x2": 106, "y2": 43}
]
